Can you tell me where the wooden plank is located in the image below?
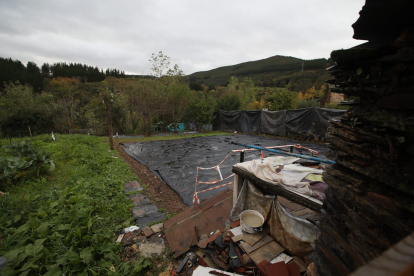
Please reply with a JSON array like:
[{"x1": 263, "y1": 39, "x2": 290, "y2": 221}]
[
  {"x1": 231, "y1": 225, "x2": 270, "y2": 245},
  {"x1": 240, "y1": 235, "x2": 273, "y2": 253},
  {"x1": 163, "y1": 205, "x2": 201, "y2": 229},
  {"x1": 164, "y1": 223, "x2": 190, "y2": 258},
  {"x1": 177, "y1": 212, "x2": 216, "y2": 247},
  {"x1": 203, "y1": 199, "x2": 232, "y2": 230},
  {"x1": 249, "y1": 241, "x2": 285, "y2": 264},
  {"x1": 232, "y1": 166, "x2": 322, "y2": 211}
]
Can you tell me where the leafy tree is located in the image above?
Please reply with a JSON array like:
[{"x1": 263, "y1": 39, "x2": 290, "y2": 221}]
[
  {"x1": 128, "y1": 80, "x2": 164, "y2": 136},
  {"x1": 217, "y1": 92, "x2": 241, "y2": 111},
  {"x1": 188, "y1": 92, "x2": 217, "y2": 130},
  {"x1": 265, "y1": 87, "x2": 297, "y2": 111},
  {"x1": 0, "y1": 82, "x2": 54, "y2": 138}
]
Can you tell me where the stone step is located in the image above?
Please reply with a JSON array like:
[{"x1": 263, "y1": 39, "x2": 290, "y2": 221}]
[
  {"x1": 129, "y1": 193, "x2": 151, "y2": 206},
  {"x1": 124, "y1": 180, "x2": 143, "y2": 193},
  {"x1": 132, "y1": 204, "x2": 159, "y2": 219},
  {"x1": 135, "y1": 212, "x2": 166, "y2": 228}
]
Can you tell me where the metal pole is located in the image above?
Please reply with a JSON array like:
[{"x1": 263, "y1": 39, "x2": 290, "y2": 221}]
[
  {"x1": 231, "y1": 142, "x2": 335, "y2": 164},
  {"x1": 240, "y1": 151, "x2": 245, "y2": 163}
]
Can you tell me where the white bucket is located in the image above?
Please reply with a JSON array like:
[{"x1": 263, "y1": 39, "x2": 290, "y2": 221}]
[{"x1": 240, "y1": 210, "x2": 264, "y2": 234}]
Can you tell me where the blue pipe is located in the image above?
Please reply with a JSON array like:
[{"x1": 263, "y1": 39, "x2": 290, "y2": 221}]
[{"x1": 231, "y1": 142, "x2": 335, "y2": 164}]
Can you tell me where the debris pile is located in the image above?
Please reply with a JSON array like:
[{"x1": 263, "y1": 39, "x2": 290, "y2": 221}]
[
  {"x1": 162, "y1": 189, "x2": 318, "y2": 275},
  {"x1": 172, "y1": 218, "x2": 306, "y2": 276},
  {"x1": 314, "y1": 1, "x2": 414, "y2": 274}
]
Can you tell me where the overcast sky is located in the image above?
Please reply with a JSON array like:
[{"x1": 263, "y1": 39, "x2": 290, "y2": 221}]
[{"x1": 0, "y1": 0, "x2": 366, "y2": 75}]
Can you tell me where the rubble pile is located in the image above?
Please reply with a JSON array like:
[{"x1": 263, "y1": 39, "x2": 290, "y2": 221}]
[
  {"x1": 313, "y1": 1, "x2": 414, "y2": 275},
  {"x1": 173, "y1": 219, "x2": 306, "y2": 276}
]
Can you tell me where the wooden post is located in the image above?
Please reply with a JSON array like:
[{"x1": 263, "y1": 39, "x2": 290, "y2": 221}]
[
  {"x1": 240, "y1": 151, "x2": 245, "y2": 163},
  {"x1": 106, "y1": 103, "x2": 114, "y2": 150},
  {"x1": 28, "y1": 126, "x2": 33, "y2": 141}
]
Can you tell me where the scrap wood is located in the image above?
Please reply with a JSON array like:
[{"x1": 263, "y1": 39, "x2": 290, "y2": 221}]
[
  {"x1": 249, "y1": 241, "x2": 285, "y2": 264},
  {"x1": 240, "y1": 235, "x2": 273, "y2": 253},
  {"x1": 270, "y1": 253, "x2": 293, "y2": 264},
  {"x1": 231, "y1": 219, "x2": 240, "y2": 229},
  {"x1": 231, "y1": 225, "x2": 270, "y2": 245},
  {"x1": 206, "y1": 230, "x2": 221, "y2": 243},
  {"x1": 196, "y1": 250, "x2": 219, "y2": 269},
  {"x1": 291, "y1": 256, "x2": 307, "y2": 273},
  {"x1": 192, "y1": 265, "x2": 242, "y2": 276}
]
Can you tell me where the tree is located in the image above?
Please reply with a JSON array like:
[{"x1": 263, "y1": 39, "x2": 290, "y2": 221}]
[
  {"x1": 128, "y1": 80, "x2": 164, "y2": 137},
  {"x1": 0, "y1": 82, "x2": 54, "y2": 138},
  {"x1": 265, "y1": 87, "x2": 297, "y2": 111},
  {"x1": 188, "y1": 92, "x2": 216, "y2": 130},
  {"x1": 149, "y1": 51, "x2": 171, "y2": 78},
  {"x1": 99, "y1": 86, "x2": 115, "y2": 150}
]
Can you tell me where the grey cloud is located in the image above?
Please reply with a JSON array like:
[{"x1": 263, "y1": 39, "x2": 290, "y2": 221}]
[{"x1": 0, "y1": 0, "x2": 365, "y2": 75}]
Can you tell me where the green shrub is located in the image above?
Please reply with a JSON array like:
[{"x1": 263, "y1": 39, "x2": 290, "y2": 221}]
[{"x1": 0, "y1": 135, "x2": 138, "y2": 275}]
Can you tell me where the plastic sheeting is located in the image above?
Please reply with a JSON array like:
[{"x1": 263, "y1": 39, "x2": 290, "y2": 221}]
[
  {"x1": 260, "y1": 110, "x2": 286, "y2": 135},
  {"x1": 122, "y1": 135, "x2": 330, "y2": 206},
  {"x1": 215, "y1": 108, "x2": 346, "y2": 137},
  {"x1": 286, "y1": 107, "x2": 345, "y2": 137},
  {"x1": 230, "y1": 180, "x2": 318, "y2": 256},
  {"x1": 214, "y1": 110, "x2": 261, "y2": 133}
]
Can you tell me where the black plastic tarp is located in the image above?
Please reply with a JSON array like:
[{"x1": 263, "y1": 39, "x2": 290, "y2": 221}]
[
  {"x1": 215, "y1": 108, "x2": 346, "y2": 137},
  {"x1": 215, "y1": 110, "x2": 261, "y2": 133},
  {"x1": 122, "y1": 135, "x2": 330, "y2": 206},
  {"x1": 261, "y1": 110, "x2": 286, "y2": 135},
  {"x1": 286, "y1": 107, "x2": 346, "y2": 137},
  {"x1": 240, "y1": 111, "x2": 261, "y2": 133}
]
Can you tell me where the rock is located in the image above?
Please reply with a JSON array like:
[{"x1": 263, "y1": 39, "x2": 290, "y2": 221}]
[
  {"x1": 143, "y1": 227, "x2": 154, "y2": 237},
  {"x1": 124, "y1": 180, "x2": 143, "y2": 193},
  {"x1": 135, "y1": 212, "x2": 166, "y2": 228},
  {"x1": 131, "y1": 204, "x2": 159, "y2": 219},
  {"x1": 129, "y1": 193, "x2": 151, "y2": 206},
  {"x1": 138, "y1": 236, "x2": 166, "y2": 258},
  {"x1": 151, "y1": 223, "x2": 164, "y2": 233}
]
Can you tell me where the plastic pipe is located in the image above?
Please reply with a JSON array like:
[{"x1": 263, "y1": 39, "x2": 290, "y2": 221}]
[{"x1": 231, "y1": 142, "x2": 335, "y2": 164}]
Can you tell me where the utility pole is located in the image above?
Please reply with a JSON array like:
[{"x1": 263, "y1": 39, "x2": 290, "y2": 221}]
[{"x1": 302, "y1": 61, "x2": 304, "y2": 71}]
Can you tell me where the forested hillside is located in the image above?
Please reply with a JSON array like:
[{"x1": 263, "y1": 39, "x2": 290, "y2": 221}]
[
  {"x1": 188, "y1": 55, "x2": 333, "y2": 92},
  {"x1": 0, "y1": 53, "x2": 344, "y2": 139}
]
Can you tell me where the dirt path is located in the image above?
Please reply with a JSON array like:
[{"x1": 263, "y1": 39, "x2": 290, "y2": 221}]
[{"x1": 116, "y1": 143, "x2": 187, "y2": 215}]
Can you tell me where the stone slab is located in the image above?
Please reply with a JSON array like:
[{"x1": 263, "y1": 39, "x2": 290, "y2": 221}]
[
  {"x1": 135, "y1": 212, "x2": 166, "y2": 228},
  {"x1": 151, "y1": 223, "x2": 164, "y2": 233},
  {"x1": 130, "y1": 194, "x2": 151, "y2": 206},
  {"x1": 143, "y1": 227, "x2": 154, "y2": 237},
  {"x1": 132, "y1": 204, "x2": 159, "y2": 219},
  {"x1": 124, "y1": 180, "x2": 143, "y2": 193}
]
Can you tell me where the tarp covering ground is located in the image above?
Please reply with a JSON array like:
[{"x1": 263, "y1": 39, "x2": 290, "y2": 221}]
[
  {"x1": 214, "y1": 107, "x2": 346, "y2": 136},
  {"x1": 122, "y1": 135, "x2": 330, "y2": 206}
]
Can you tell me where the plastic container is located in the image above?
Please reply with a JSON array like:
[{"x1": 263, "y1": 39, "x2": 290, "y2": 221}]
[{"x1": 122, "y1": 226, "x2": 139, "y2": 234}]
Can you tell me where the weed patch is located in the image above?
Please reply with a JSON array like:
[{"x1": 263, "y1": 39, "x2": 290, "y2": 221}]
[{"x1": 0, "y1": 134, "x2": 141, "y2": 275}]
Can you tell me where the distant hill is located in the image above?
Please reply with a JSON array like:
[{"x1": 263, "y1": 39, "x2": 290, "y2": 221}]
[{"x1": 188, "y1": 55, "x2": 333, "y2": 92}]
